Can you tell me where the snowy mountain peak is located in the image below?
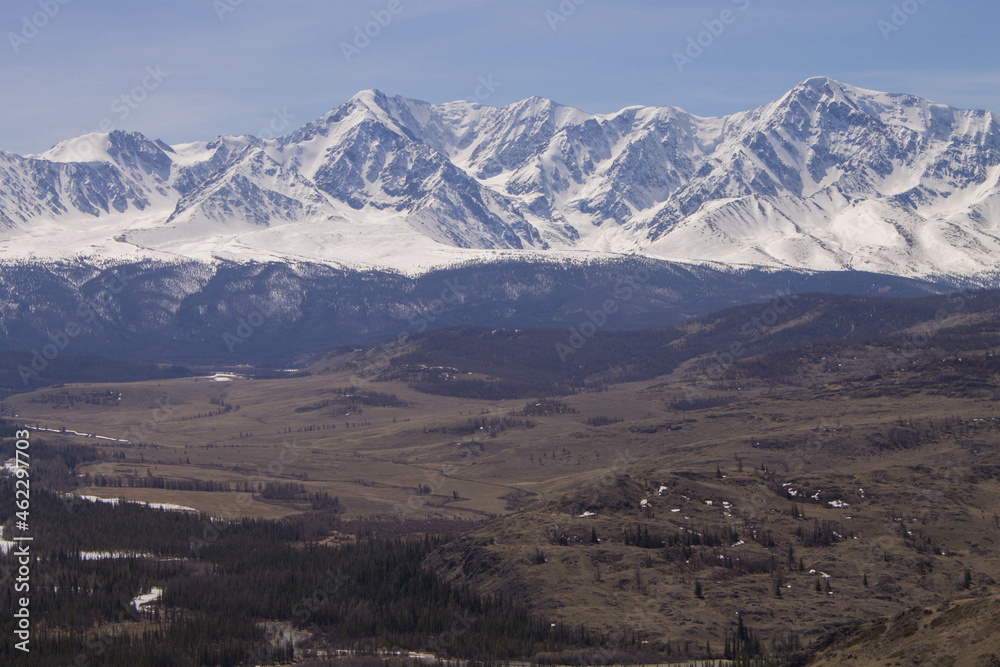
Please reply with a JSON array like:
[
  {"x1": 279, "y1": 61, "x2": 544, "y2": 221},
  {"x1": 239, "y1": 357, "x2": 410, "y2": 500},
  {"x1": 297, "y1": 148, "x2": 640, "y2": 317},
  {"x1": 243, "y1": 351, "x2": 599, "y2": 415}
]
[
  {"x1": 345, "y1": 88, "x2": 393, "y2": 115},
  {"x1": 799, "y1": 75, "x2": 838, "y2": 88},
  {"x1": 2, "y1": 79, "x2": 1000, "y2": 280},
  {"x1": 350, "y1": 87, "x2": 385, "y2": 103},
  {"x1": 793, "y1": 75, "x2": 858, "y2": 95},
  {"x1": 37, "y1": 129, "x2": 168, "y2": 164}
]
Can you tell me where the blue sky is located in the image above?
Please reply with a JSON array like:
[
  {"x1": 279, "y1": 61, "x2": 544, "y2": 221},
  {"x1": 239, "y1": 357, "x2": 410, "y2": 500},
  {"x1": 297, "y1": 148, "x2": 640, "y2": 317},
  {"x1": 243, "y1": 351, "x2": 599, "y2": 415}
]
[{"x1": 1, "y1": 0, "x2": 997, "y2": 155}]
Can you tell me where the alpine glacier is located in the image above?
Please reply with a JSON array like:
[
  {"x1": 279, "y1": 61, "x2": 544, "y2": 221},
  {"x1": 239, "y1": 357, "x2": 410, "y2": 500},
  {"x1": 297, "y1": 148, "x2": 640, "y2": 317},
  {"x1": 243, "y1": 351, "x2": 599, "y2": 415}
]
[{"x1": 2, "y1": 76, "x2": 1000, "y2": 281}]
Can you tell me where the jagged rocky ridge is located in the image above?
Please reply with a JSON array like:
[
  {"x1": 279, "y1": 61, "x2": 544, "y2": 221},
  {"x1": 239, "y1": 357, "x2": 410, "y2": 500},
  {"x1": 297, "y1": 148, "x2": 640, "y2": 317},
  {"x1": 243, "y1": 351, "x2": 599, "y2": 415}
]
[{"x1": 1, "y1": 77, "x2": 999, "y2": 279}]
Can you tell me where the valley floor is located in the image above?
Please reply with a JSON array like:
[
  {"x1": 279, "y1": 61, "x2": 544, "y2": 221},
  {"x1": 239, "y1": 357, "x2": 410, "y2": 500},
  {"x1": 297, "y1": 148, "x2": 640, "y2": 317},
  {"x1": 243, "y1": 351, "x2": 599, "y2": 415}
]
[{"x1": 2, "y1": 295, "x2": 999, "y2": 664}]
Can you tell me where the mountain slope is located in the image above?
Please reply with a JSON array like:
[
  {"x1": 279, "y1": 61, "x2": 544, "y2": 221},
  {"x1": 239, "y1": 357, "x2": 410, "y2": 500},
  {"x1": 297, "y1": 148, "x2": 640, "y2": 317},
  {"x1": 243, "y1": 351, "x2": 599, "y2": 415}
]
[
  {"x1": 2, "y1": 79, "x2": 1000, "y2": 280},
  {"x1": 803, "y1": 597, "x2": 1000, "y2": 666},
  {"x1": 0, "y1": 257, "x2": 945, "y2": 369}
]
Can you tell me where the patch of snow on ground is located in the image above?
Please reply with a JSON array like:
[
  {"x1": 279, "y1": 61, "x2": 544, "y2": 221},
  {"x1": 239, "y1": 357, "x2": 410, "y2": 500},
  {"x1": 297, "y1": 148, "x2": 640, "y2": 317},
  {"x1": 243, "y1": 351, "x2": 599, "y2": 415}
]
[
  {"x1": 74, "y1": 495, "x2": 198, "y2": 513},
  {"x1": 203, "y1": 373, "x2": 245, "y2": 382},
  {"x1": 145, "y1": 502, "x2": 199, "y2": 513},
  {"x1": 80, "y1": 551, "x2": 154, "y2": 561},
  {"x1": 27, "y1": 426, "x2": 130, "y2": 443},
  {"x1": 131, "y1": 587, "x2": 163, "y2": 612}
]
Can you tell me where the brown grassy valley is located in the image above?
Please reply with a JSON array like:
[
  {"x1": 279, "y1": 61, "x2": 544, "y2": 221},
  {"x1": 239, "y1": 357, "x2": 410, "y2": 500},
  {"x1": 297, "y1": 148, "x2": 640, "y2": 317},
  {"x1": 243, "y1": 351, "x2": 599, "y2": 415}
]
[{"x1": 2, "y1": 290, "x2": 999, "y2": 665}]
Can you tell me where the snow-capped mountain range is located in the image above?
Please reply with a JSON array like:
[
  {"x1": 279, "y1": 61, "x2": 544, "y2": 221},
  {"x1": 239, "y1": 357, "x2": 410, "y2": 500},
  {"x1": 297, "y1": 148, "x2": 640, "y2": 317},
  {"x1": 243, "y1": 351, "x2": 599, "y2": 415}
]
[{"x1": 2, "y1": 76, "x2": 1000, "y2": 280}]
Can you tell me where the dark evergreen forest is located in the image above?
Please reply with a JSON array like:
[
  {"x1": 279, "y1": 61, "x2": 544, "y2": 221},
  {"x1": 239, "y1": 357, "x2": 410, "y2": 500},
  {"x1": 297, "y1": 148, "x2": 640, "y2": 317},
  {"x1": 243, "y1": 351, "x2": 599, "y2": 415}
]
[{"x1": 0, "y1": 425, "x2": 607, "y2": 666}]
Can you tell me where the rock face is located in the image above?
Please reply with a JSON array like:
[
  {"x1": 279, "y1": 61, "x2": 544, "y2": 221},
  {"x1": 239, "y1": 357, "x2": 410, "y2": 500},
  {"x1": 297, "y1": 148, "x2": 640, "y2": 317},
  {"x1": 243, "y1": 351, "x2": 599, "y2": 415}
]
[{"x1": 2, "y1": 78, "x2": 1000, "y2": 279}]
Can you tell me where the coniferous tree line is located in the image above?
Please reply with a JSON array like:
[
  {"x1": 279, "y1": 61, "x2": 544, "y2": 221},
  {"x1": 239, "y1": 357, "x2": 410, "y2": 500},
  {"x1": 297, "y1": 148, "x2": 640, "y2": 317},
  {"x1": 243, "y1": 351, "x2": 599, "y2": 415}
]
[
  {"x1": 84, "y1": 473, "x2": 234, "y2": 492},
  {"x1": 27, "y1": 389, "x2": 123, "y2": 407},
  {"x1": 375, "y1": 290, "x2": 1000, "y2": 401},
  {"x1": 517, "y1": 399, "x2": 577, "y2": 416},
  {"x1": 0, "y1": 438, "x2": 108, "y2": 491},
  {"x1": 450, "y1": 415, "x2": 537, "y2": 435},
  {"x1": 0, "y1": 351, "x2": 190, "y2": 394},
  {"x1": 0, "y1": 478, "x2": 598, "y2": 664},
  {"x1": 586, "y1": 415, "x2": 624, "y2": 427},
  {"x1": 622, "y1": 523, "x2": 666, "y2": 549}
]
